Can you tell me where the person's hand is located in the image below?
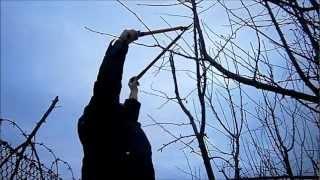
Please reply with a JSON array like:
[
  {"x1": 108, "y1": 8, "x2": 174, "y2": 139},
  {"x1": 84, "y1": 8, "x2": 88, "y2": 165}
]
[
  {"x1": 129, "y1": 77, "x2": 139, "y2": 100},
  {"x1": 129, "y1": 77, "x2": 139, "y2": 91},
  {"x1": 119, "y1": 29, "x2": 139, "y2": 44}
]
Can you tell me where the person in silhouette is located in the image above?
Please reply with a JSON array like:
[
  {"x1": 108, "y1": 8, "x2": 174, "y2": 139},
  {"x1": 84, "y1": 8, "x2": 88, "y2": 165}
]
[{"x1": 78, "y1": 30, "x2": 155, "y2": 180}]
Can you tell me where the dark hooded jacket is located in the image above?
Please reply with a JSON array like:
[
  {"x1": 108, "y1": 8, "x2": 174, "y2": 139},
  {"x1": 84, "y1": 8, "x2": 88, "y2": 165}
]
[{"x1": 78, "y1": 40, "x2": 155, "y2": 180}]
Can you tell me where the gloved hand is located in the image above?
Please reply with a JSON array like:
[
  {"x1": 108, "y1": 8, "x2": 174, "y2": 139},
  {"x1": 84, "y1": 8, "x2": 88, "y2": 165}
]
[
  {"x1": 128, "y1": 76, "x2": 139, "y2": 92},
  {"x1": 119, "y1": 29, "x2": 139, "y2": 44},
  {"x1": 128, "y1": 76, "x2": 139, "y2": 100}
]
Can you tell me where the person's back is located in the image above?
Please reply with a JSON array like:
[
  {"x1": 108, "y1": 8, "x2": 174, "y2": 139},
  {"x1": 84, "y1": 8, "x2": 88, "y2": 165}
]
[{"x1": 78, "y1": 30, "x2": 155, "y2": 179}]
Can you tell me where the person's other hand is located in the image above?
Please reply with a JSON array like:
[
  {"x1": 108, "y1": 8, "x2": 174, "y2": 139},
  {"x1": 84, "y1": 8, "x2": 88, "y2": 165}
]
[
  {"x1": 128, "y1": 76, "x2": 139, "y2": 92},
  {"x1": 119, "y1": 29, "x2": 138, "y2": 44}
]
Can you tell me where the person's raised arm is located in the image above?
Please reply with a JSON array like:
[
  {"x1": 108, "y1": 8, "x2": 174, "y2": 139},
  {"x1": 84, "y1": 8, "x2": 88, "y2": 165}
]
[{"x1": 93, "y1": 30, "x2": 138, "y2": 104}]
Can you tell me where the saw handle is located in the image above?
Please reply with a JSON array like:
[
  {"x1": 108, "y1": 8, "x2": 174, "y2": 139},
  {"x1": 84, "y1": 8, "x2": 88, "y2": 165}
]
[{"x1": 137, "y1": 26, "x2": 188, "y2": 37}]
